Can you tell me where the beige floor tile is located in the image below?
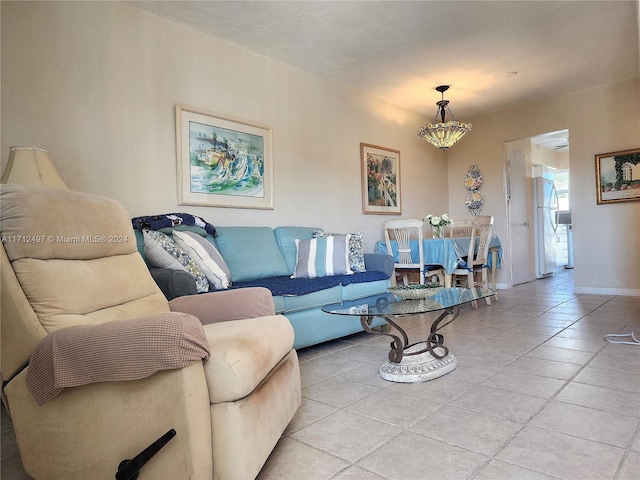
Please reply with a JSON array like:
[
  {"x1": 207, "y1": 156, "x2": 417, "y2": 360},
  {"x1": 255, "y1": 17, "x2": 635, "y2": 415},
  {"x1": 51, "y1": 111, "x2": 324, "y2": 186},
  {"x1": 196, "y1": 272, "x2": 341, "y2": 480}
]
[
  {"x1": 450, "y1": 385, "x2": 546, "y2": 423},
  {"x1": 525, "y1": 345, "x2": 595, "y2": 365},
  {"x1": 284, "y1": 398, "x2": 339, "y2": 435},
  {"x1": 631, "y1": 431, "x2": 640, "y2": 452},
  {"x1": 555, "y1": 382, "x2": 640, "y2": 417},
  {"x1": 302, "y1": 377, "x2": 381, "y2": 409},
  {"x1": 507, "y1": 323, "x2": 566, "y2": 336},
  {"x1": 455, "y1": 349, "x2": 520, "y2": 369},
  {"x1": 572, "y1": 366, "x2": 640, "y2": 394},
  {"x1": 445, "y1": 362, "x2": 500, "y2": 385},
  {"x1": 302, "y1": 352, "x2": 367, "y2": 376},
  {"x1": 346, "y1": 388, "x2": 441, "y2": 428},
  {"x1": 541, "y1": 336, "x2": 605, "y2": 352},
  {"x1": 466, "y1": 339, "x2": 537, "y2": 357},
  {"x1": 497, "y1": 426, "x2": 624, "y2": 479},
  {"x1": 530, "y1": 401, "x2": 638, "y2": 447},
  {"x1": 386, "y1": 373, "x2": 474, "y2": 403},
  {"x1": 334, "y1": 363, "x2": 393, "y2": 389},
  {"x1": 481, "y1": 370, "x2": 566, "y2": 398},
  {"x1": 330, "y1": 465, "x2": 387, "y2": 479},
  {"x1": 410, "y1": 405, "x2": 521, "y2": 456},
  {"x1": 504, "y1": 356, "x2": 582, "y2": 380},
  {"x1": 357, "y1": 431, "x2": 488, "y2": 480},
  {"x1": 618, "y1": 451, "x2": 640, "y2": 480},
  {"x1": 474, "y1": 459, "x2": 559, "y2": 480},
  {"x1": 258, "y1": 438, "x2": 349, "y2": 480},
  {"x1": 300, "y1": 365, "x2": 333, "y2": 388},
  {"x1": 291, "y1": 410, "x2": 401, "y2": 463},
  {"x1": 337, "y1": 344, "x2": 392, "y2": 363}
]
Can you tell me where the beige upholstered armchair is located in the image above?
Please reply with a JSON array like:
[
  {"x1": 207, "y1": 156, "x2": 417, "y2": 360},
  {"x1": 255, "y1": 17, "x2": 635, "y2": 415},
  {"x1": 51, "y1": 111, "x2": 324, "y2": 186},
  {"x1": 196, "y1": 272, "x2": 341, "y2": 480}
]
[{"x1": 0, "y1": 185, "x2": 301, "y2": 480}]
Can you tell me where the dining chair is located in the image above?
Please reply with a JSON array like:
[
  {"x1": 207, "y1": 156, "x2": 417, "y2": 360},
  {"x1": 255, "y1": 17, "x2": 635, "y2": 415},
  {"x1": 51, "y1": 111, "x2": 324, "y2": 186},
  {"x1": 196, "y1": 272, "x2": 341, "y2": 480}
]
[
  {"x1": 450, "y1": 215, "x2": 494, "y2": 306},
  {"x1": 383, "y1": 219, "x2": 444, "y2": 286}
]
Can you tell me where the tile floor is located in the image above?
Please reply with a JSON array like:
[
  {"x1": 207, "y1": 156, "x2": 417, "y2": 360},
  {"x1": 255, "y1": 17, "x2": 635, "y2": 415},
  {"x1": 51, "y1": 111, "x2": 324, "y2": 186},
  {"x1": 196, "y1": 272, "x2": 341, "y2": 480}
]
[{"x1": 2, "y1": 270, "x2": 639, "y2": 480}]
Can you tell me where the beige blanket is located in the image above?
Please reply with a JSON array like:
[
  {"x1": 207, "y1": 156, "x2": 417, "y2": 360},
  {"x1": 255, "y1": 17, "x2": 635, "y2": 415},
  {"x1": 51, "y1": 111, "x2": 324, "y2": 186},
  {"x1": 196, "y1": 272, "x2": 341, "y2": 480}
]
[{"x1": 26, "y1": 312, "x2": 210, "y2": 405}]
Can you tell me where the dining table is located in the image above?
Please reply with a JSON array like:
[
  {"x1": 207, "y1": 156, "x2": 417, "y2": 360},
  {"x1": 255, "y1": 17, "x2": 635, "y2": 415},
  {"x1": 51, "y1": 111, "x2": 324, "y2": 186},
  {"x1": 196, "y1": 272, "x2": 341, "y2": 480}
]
[{"x1": 374, "y1": 236, "x2": 503, "y2": 289}]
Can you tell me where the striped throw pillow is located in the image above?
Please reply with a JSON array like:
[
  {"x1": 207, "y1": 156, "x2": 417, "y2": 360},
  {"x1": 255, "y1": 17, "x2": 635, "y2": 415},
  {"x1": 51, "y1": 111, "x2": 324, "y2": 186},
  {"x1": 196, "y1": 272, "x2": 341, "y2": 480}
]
[{"x1": 291, "y1": 234, "x2": 353, "y2": 279}]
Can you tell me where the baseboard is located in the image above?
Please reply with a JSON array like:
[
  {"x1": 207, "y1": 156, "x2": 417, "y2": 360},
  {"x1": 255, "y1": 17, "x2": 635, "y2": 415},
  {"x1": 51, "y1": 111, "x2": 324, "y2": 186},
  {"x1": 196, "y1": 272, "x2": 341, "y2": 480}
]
[{"x1": 573, "y1": 286, "x2": 640, "y2": 297}]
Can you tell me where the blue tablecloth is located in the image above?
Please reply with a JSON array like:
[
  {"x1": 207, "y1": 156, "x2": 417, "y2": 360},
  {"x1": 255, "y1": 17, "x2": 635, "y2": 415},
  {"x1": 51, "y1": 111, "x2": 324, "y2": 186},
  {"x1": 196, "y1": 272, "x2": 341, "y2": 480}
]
[{"x1": 375, "y1": 236, "x2": 502, "y2": 274}]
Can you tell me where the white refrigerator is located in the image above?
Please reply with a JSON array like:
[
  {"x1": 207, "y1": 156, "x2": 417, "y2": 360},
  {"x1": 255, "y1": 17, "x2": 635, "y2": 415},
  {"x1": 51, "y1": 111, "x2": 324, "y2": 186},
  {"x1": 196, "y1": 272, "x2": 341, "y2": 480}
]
[{"x1": 533, "y1": 177, "x2": 559, "y2": 278}]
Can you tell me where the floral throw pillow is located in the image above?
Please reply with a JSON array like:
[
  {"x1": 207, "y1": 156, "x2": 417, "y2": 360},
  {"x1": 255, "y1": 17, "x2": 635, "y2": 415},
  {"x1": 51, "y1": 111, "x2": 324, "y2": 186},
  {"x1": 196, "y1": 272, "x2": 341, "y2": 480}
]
[
  {"x1": 143, "y1": 230, "x2": 209, "y2": 293},
  {"x1": 314, "y1": 231, "x2": 366, "y2": 272}
]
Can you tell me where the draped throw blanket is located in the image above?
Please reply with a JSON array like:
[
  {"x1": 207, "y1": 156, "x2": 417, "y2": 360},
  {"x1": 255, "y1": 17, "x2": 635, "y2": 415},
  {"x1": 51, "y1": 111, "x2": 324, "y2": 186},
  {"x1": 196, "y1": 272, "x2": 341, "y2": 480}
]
[
  {"x1": 26, "y1": 313, "x2": 210, "y2": 405},
  {"x1": 131, "y1": 213, "x2": 217, "y2": 236}
]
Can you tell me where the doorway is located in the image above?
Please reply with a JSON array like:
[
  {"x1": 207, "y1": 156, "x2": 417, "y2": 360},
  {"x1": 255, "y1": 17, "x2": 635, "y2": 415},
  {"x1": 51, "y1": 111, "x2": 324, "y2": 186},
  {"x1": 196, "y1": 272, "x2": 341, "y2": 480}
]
[{"x1": 505, "y1": 130, "x2": 571, "y2": 286}]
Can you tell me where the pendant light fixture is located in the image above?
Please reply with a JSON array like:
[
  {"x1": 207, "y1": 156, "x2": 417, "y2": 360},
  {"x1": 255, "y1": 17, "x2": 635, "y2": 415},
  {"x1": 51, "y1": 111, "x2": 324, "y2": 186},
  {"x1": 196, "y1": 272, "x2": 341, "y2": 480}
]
[{"x1": 417, "y1": 85, "x2": 472, "y2": 151}]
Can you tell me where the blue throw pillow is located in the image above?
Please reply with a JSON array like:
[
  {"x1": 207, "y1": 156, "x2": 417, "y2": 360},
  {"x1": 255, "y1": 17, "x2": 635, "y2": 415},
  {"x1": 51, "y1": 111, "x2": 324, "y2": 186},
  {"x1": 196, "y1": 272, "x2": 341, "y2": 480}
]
[
  {"x1": 214, "y1": 227, "x2": 290, "y2": 282},
  {"x1": 292, "y1": 234, "x2": 353, "y2": 279}
]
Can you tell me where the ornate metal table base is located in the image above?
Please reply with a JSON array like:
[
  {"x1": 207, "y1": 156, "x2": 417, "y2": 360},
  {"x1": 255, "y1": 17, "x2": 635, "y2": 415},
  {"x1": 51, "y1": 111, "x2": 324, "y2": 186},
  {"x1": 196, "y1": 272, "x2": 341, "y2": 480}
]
[
  {"x1": 379, "y1": 344, "x2": 457, "y2": 383},
  {"x1": 360, "y1": 305, "x2": 460, "y2": 383}
]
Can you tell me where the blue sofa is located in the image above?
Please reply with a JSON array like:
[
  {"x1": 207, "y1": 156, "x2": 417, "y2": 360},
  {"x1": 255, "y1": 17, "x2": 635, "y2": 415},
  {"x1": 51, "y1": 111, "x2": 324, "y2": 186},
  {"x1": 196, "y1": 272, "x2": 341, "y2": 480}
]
[{"x1": 135, "y1": 225, "x2": 393, "y2": 349}]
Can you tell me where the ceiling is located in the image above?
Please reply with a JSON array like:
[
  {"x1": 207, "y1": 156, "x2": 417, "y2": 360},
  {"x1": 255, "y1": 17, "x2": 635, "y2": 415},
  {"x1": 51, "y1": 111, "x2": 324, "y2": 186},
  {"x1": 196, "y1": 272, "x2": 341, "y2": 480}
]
[{"x1": 132, "y1": 1, "x2": 639, "y2": 120}]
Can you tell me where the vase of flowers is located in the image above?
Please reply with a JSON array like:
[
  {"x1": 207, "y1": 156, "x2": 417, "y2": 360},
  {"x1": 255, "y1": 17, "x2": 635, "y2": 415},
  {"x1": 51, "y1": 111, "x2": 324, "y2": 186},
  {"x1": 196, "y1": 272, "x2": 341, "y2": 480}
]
[{"x1": 425, "y1": 213, "x2": 452, "y2": 238}]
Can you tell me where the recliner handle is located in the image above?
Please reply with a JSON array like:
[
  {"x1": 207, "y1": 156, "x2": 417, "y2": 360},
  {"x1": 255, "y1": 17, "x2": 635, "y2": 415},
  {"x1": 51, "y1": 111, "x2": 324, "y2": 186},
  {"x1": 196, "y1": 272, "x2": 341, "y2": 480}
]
[{"x1": 116, "y1": 429, "x2": 176, "y2": 480}]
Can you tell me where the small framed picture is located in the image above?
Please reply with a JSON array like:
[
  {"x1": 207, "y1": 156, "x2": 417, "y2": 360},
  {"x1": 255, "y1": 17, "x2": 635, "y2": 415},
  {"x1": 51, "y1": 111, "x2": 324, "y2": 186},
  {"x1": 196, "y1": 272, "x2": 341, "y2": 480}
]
[
  {"x1": 360, "y1": 143, "x2": 401, "y2": 215},
  {"x1": 595, "y1": 148, "x2": 640, "y2": 205},
  {"x1": 176, "y1": 105, "x2": 273, "y2": 209}
]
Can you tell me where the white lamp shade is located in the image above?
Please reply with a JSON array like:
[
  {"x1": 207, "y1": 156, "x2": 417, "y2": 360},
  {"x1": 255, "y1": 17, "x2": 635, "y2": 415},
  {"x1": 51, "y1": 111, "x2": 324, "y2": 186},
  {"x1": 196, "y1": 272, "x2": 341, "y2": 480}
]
[{"x1": 1, "y1": 147, "x2": 69, "y2": 190}]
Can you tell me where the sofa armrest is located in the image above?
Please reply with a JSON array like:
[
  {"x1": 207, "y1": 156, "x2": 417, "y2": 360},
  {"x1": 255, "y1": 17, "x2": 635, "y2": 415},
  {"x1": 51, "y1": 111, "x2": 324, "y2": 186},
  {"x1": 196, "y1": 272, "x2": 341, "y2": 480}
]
[
  {"x1": 149, "y1": 267, "x2": 197, "y2": 300},
  {"x1": 364, "y1": 253, "x2": 394, "y2": 277},
  {"x1": 169, "y1": 287, "x2": 276, "y2": 325}
]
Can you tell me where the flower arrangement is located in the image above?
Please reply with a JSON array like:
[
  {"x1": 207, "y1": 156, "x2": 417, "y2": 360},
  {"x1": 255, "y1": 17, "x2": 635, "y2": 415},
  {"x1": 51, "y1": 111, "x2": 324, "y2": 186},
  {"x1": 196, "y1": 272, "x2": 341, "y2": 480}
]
[{"x1": 425, "y1": 213, "x2": 452, "y2": 238}]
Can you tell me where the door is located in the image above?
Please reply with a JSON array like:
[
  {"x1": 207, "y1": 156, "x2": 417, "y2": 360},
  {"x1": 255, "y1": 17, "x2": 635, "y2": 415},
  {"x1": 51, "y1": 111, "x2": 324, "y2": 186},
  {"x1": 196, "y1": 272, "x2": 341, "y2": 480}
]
[{"x1": 507, "y1": 147, "x2": 534, "y2": 285}]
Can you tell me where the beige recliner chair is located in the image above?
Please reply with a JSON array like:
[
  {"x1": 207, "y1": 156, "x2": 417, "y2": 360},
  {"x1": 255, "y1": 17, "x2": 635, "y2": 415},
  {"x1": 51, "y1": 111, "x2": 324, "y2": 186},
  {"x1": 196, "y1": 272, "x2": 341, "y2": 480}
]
[{"x1": 0, "y1": 184, "x2": 301, "y2": 480}]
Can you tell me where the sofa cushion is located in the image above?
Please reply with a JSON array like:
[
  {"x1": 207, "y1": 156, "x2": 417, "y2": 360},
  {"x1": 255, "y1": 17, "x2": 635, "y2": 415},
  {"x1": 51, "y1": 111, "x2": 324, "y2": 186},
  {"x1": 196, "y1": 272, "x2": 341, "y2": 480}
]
[
  {"x1": 143, "y1": 231, "x2": 209, "y2": 293},
  {"x1": 274, "y1": 226, "x2": 321, "y2": 274},
  {"x1": 172, "y1": 230, "x2": 231, "y2": 290},
  {"x1": 292, "y1": 234, "x2": 353, "y2": 279},
  {"x1": 314, "y1": 231, "x2": 366, "y2": 272},
  {"x1": 214, "y1": 227, "x2": 289, "y2": 282}
]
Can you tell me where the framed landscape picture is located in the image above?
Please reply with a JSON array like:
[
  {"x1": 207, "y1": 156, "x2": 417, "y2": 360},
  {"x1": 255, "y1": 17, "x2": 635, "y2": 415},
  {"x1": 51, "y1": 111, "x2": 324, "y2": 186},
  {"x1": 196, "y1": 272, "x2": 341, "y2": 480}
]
[
  {"x1": 176, "y1": 105, "x2": 273, "y2": 209},
  {"x1": 361, "y1": 143, "x2": 401, "y2": 215},
  {"x1": 595, "y1": 148, "x2": 640, "y2": 205}
]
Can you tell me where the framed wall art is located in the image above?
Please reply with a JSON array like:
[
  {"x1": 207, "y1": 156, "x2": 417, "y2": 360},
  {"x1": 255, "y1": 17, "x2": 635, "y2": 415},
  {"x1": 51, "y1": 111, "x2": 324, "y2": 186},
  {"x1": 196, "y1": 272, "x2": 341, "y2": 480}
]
[
  {"x1": 595, "y1": 148, "x2": 640, "y2": 205},
  {"x1": 360, "y1": 143, "x2": 401, "y2": 215},
  {"x1": 176, "y1": 105, "x2": 273, "y2": 209}
]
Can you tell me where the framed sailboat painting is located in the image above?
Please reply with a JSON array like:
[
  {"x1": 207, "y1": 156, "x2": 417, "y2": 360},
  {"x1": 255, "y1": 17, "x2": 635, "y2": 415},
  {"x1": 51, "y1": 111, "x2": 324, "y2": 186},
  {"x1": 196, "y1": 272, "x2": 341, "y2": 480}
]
[{"x1": 176, "y1": 105, "x2": 273, "y2": 209}]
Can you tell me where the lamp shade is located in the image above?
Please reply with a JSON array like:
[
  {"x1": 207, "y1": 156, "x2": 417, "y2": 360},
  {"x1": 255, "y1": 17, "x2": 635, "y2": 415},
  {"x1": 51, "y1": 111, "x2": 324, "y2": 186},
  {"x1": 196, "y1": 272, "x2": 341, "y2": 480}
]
[{"x1": 1, "y1": 147, "x2": 69, "y2": 190}]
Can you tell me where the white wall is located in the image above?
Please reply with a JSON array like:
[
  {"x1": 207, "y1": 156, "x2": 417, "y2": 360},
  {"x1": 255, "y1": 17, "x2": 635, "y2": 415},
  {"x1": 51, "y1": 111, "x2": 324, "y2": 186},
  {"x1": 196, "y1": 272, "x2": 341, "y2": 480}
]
[
  {"x1": 2, "y1": 1, "x2": 638, "y2": 294},
  {"x1": 0, "y1": 1, "x2": 449, "y2": 252},
  {"x1": 447, "y1": 80, "x2": 640, "y2": 294}
]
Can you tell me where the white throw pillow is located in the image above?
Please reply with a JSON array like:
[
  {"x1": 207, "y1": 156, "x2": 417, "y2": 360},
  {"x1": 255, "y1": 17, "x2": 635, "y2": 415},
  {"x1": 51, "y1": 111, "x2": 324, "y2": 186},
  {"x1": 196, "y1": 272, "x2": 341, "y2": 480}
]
[{"x1": 172, "y1": 230, "x2": 231, "y2": 289}]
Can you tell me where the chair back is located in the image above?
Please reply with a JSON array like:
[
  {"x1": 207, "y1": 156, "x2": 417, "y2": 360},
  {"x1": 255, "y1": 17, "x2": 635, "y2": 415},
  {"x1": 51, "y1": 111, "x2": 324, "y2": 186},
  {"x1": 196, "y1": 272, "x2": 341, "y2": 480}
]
[
  {"x1": 447, "y1": 218, "x2": 474, "y2": 238},
  {"x1": 383, "y1": 218, "x2": 425, "y2": 284},
  {"x1": 470, "y1": 215, "x2": 494, "y2": 268},
  {"x1": 448, "y1": 216, "x2": 493, "y2": 268},
  {"x1": 448, "y1": 218, "x2": 476, "y2": 261},
  {"x1": 0, "y1": 185, "x2": 169, "y2": 381}
]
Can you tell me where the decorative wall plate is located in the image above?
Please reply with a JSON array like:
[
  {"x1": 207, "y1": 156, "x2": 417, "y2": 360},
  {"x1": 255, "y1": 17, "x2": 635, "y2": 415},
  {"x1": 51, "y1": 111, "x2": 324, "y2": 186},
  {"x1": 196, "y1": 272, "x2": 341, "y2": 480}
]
[
  {"x1": 464, "y1": 165, "x2": 483, "y2": 190},
  {"x1": 465, "y1": 191, "x2": 483, "y2": 210}
]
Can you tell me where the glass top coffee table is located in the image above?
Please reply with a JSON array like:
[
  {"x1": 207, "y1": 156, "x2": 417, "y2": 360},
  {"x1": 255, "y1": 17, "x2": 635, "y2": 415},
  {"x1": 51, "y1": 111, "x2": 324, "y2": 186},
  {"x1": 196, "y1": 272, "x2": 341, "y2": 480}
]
[{"x1": 322, "y1": 287, "x2": 495, "y2": 383}]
